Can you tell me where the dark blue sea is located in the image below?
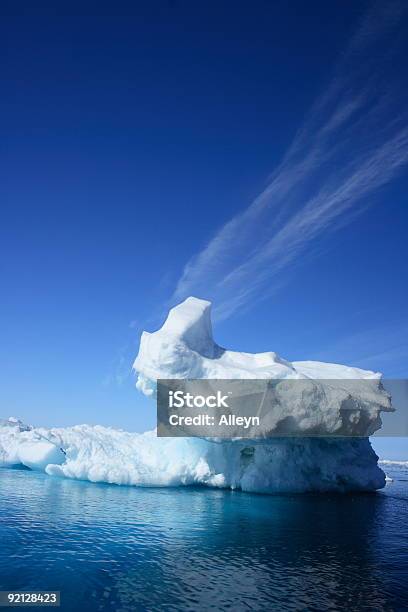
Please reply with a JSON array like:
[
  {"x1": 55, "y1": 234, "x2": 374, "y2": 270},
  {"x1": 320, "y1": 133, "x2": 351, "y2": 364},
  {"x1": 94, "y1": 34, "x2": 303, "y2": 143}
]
[{"x1": 0, "y1": 465, "x2": 407, "y2": 611}]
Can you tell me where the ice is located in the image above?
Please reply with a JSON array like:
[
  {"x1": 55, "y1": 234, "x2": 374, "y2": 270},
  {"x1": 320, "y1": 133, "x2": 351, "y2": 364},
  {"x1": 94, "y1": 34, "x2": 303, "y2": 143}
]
[
  {"x1": 134, "y1": 297, "x2": 392, "y2": 437},
  {"x1": 0, "y1": 419, "x2": 385, "y2": 492},
  {"x1": 0, "y1": 418, "x2": 65, "y2": 469},
  {"x1": 379, "y1": 460, "x2": 408, "y2": 467},
  {"x1": 0, "y1": 297, "x2": 395, "y2": 493},
  {"x1": 135, "y1": 297, "x2": 384, "y2": 382}
]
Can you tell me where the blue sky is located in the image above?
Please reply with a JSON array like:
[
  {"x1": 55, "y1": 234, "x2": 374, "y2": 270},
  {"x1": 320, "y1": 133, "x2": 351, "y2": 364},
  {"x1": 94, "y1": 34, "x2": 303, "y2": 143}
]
[{"x1": 1, "y1": 2, "x2": 407, "y2": 456}]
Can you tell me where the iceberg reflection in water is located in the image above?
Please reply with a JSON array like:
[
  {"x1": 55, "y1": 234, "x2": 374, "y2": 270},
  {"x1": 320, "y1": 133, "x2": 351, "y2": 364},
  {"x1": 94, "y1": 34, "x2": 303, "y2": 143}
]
[{"x1": 1, "y1": 466, "x2": 407, "y2": 611}]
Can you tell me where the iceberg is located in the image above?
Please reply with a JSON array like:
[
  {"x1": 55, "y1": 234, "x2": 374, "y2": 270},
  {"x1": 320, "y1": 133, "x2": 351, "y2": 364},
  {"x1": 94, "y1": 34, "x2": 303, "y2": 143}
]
[
  {"x1": 0, "y1": 298, "x2": 394, "y2": 493},
  {"x1": 135, "y1": 297, "x2": 392, "y2": 437},
  {"x1": 0, "y1": 417, "x2": 386, "y2": 492}
]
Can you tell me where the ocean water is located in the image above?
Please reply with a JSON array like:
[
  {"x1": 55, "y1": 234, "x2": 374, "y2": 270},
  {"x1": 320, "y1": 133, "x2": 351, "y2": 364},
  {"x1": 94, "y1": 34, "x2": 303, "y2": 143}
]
[{"x1": 0, "y1": 465, "x2": 407, "y2": 611}]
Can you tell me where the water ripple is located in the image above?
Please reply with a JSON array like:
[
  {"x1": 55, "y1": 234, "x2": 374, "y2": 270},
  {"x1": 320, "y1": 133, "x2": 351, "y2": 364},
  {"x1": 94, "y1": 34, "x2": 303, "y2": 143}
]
[{"x1": 0, "y1": 467, "x2": 407, "y2": 611}]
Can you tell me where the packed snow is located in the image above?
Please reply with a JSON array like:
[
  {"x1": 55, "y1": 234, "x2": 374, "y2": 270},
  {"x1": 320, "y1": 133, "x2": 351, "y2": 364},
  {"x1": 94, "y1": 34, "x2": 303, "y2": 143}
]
[{"x1": 0, "y1": 297, "x2": 396, "y2": 493}]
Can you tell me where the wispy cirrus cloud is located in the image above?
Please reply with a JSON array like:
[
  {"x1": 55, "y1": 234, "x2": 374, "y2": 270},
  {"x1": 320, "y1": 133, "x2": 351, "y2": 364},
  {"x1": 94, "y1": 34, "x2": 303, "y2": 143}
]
[{"x1": 170, "y1": 1, "x2": 408, "y2": 321}]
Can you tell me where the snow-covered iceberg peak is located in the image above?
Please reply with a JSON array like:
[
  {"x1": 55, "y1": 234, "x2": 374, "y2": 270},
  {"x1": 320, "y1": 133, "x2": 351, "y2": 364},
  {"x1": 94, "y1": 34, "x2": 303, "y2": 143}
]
[
  {"x1": 133, "y1": 297, "x2": 388, "y2": 384},
  {"x1": 159, "y1": 297, "x2": 219, "y2": 358},
  {"x1": 133, "y1": 298, "x2": 392, "y2": 437},
  {"x1": 134, "y1": 297, "x2": 221, "y2": 395},
  {"x1": 134, "y1": 296, "x2": 302, "y2": 393},
  {"x1": 134, "y1": 296, "x2": 389, "y2": 385}
]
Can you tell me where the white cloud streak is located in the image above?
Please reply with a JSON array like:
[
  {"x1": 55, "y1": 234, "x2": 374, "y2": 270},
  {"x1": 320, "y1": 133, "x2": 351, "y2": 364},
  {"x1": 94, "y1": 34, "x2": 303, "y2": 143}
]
[{"x1": 171, "y1": 1, "x2": 408, "y2": 320}]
